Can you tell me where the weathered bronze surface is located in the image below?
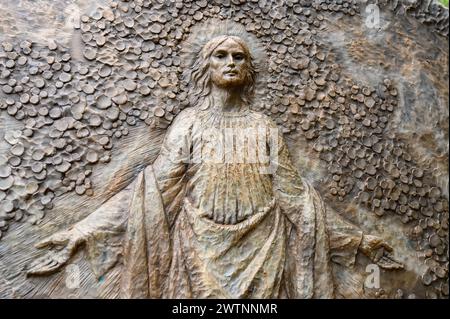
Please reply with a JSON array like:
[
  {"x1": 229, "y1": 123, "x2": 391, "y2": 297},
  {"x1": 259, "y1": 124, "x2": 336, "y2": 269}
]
[{"x1": 0, "y1": 0, "x2": 448, "y2": 299}]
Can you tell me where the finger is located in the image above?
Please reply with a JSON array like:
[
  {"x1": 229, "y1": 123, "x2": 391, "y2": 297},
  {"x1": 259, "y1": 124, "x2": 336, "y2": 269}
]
[
  {"x1": 391, "y1": 263, "x2": 404, "y2": 270},
  {"x1": 385, "y1": 254, "x2": 404, "y2": 269},
  {"x1": 27, "y1": 258, "x2": 56, "y2": 275},
  {"x1": 377, "y1": 257, "x2": 394, "y2": 269},
  {"x1": 35, "y1": 233, "x2": 68, "y2": 249},
  {"x1": 378, "y1": 256, "x2": 404, "y2": 270},
  {"x1": 29, "y1": 254, "x2": 53, "y2": 267},
  {"x1": 27, "y1": 260, "x2": 62, "y2": 276},
  {"x1": 35, "y1": 238, "x2": 54, "y2": 249},
  {"x1": 372, "y1": 247, "x2": 384, "y2": 262},
  {"x1": 27, "y1": 254, "x2": 65, "y2": 276},
  {"x1": 382, "y1": 243, "x2": 394, "y2": 252},
  {"x1": 35, "y1": 234, "x2": 60, "y2": 249}
]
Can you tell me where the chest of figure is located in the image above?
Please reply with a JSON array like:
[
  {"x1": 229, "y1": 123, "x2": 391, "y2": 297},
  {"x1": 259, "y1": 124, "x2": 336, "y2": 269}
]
[
  {"x1": 184, "y1": 114, "x2": 277, "y2": 224},
  {"x1": 184, "y1": 161, "x2": 275, "y2": 224},
  {"x1": 189, "y1": 114, "x2": 277, "y2": 167}
]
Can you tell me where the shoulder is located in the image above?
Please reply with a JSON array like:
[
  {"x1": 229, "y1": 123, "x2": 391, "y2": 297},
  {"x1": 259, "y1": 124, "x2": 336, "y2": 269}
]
[
  {"x1": 161, "y1": 107, "x2": 197, "y2": 143},
  {"x1": 172, "y1": 107, "x2": 198, "y2": 124},
  {"x1": 168, "y1": 107, "x2": 198, "y2": 130}
]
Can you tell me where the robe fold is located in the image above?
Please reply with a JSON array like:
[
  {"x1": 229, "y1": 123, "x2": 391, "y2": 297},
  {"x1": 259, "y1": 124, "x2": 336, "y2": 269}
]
[
  {"x1": 78, "y1": 107, "x2": 363, "y2": 298},
  {"x1": 121, "y1": 165, "x2": 346, "y2": 298}
]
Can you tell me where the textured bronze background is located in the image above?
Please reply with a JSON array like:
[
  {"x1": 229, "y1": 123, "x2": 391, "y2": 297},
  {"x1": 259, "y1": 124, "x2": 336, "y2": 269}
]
[{"x1": 0, "y1": 0, "x2": 448, "y2": 298}]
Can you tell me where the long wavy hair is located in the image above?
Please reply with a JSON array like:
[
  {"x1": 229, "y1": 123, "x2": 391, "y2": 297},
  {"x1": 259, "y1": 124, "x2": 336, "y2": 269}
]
[{"x1": 184, "y1": 35, "x2": 258, "y2": 109}]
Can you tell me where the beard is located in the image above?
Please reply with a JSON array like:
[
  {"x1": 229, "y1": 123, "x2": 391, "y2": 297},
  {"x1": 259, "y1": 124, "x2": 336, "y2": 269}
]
[{"x1": 211, "y1": 72, "x2": 247, "y2": 89}]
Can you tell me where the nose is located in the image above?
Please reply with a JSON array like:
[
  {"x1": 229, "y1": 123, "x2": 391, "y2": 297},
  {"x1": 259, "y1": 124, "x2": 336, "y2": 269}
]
[{"x1": 226, "y1": 55, "x2": 235, "y2": 66}]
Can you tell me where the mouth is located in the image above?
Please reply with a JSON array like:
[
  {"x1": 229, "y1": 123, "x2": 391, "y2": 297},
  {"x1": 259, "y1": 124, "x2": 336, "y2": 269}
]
[{"x1": 224, "y1": 70, "x2": 238, "y2": 76}]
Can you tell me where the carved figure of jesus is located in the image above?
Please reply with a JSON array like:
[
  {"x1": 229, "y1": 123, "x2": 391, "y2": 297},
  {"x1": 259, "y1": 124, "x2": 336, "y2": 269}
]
[{"x1": 28, "y1": 31, "x2": 402, "y2": 299}]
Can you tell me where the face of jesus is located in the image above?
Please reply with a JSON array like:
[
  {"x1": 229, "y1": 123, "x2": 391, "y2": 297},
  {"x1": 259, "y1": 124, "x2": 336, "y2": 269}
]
[{"x1": 209, "y1": 38, "x2": 249, "y2": 89}]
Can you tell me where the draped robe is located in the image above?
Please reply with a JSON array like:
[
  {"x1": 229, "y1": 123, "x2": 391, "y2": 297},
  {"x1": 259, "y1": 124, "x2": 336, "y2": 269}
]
[{"x1": 76, "y1": 106, "x2": 364, "y2": 299}]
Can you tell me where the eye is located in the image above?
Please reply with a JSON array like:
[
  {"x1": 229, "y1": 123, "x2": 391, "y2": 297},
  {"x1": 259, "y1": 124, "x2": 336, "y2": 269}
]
[
  {"x1": 214, "y1": 53, "x2": 225, "y2": 59},
  {"x1": 233, "y1": 54, "x2": 245, "y2": 61}
]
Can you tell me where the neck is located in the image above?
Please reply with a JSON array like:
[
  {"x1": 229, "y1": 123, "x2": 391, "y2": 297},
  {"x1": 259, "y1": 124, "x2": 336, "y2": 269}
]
[{"x1": 206, "y1": 85, "x2": 247, "y2": 113}]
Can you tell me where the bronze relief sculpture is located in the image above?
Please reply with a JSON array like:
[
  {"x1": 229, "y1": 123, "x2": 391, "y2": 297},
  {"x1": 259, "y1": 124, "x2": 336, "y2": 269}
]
[
  {"x1": 0, "y1": 0, "x2": 448, "y2": 300},
  {"x1": 25, "y1": 22, "x2": 404, "y2": 299}
]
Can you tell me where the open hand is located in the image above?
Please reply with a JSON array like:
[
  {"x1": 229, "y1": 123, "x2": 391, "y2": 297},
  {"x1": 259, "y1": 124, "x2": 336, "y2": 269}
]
[
  {"x1": 360, "y1": 235, "x2": 404, "y2": 270},
  {"x1": 27, "y1": 228, "x2": 87, "y2": 276}
]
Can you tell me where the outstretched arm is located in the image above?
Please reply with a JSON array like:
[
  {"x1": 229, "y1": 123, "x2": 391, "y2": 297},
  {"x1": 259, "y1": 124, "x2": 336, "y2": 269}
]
[
  {"x1": 26, "y1": 182, "x2": 132, "y2": 276},
  {"x1": 271, "y1": 122, "x2": 403, "y2": 270},
  {"x1": 27, "y1": 108, "x2": 195, "y2": 276}
]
